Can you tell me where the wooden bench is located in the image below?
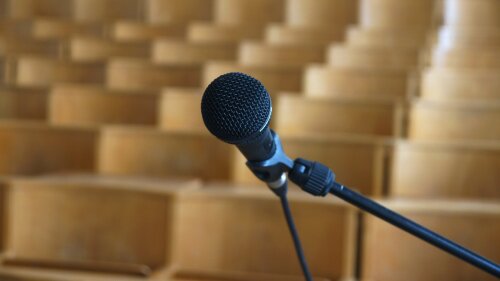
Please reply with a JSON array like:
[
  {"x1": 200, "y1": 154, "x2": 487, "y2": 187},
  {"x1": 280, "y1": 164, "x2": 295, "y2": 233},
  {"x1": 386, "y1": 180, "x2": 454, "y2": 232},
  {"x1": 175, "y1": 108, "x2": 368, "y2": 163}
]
[
  {"x1": 431, "y1": 46, "x2": 500, "y2": 68},
  {"x1": 421, "y1": 68, "x2": 500, "y2": 101},
  {"x1": 49, "y1": 84, "x2": 159, "y2": 126},
  {"x1": 73, "y1": 0, "x2": 141, "y2": 22},
  {"x1": 16, "y1": 56, "x2": 105, "y2": 87},
  {"x1": 153, "y1": 39, "x2": 237, "y2": 64},
  {"x1": 409, "y1": 99, "x2": 500, "y2": 141},
  {"x1": 0, "y1": 37, "x2": 61, "y2": 57},
  {"x1": 0, "y1": 85, "x2": 48, "y2": 120},
  {"x1": 7, "y1": 0, "x2": 72, "y2": 19},
  {"x1": 389, "y1": 141, "x2": 500, "y2": 199},
  {"x1": 159, "y1": 88, "x2": 205, "y2": 132},
  {"x1": 106, "y1": 59, "x2": 201, "y2": 91},
  {"x1": 362, "y1": 200, "x2": 500, "y2": 281},
  {"x1": 98, "y1": 127, "x2": 233, "y2": 181},
  {"x1": 239, "y1": 42, "x2": 325, "y2": 67},
  {"x1": 444, "y1": 0, "x2": 500, "y2": 27},
  {"x1": 111, "y1": 21, "x2": 185, "y2": 41},
  {"x1": 276, "y1": 94, "x2": 404, "y2": 137},
  {"x1": 305, "y1": 66, "x2": 410, "y2": 99},
  {"x1": 359, "y1": 0, "x2": 436, "y2": 29},
  {"x1": 188, "y1": 23, "x2": 263, "y2": 43},
  {"x1": 0, "y1": 121, "x2": 98, "y2": 175},
  {"x1": 172, "y1": 188, "x2": 357, "y2": 281},
  {"x1": 70, "y1": 37, "x2": 150, "y2": 62},
  {"x1": 346, "y1": 26, "x2": 428, "y2": 48},
  {"x1": 437, "y1": 26, "x2": 500, "y2": 49},
  {"x1": 328, "y1": 44, "x2": 420, "y2": 70},
  {"x1": 146, "y1": 0, "x2": 213, "y2": 24},
  {"x1": 233, "y1": 134, "x2": 389, "y2": 196},
  {"x1": 32, "y1": 19, "x2": 104, "y2": 39},
  {"x1": 214, "y1": 0, "x2": 284, "y2": 26},
  {"x1": 204, "y1": 62, "x2": 303, "y2": 94},
  {"x1": 265, "y1": 24, "x2": 346, "y2": 46}
]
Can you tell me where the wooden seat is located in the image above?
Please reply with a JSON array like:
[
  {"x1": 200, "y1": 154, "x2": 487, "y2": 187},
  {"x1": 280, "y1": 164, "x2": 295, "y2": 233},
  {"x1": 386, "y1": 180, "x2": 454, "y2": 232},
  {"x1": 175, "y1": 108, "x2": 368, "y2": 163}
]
[
  {"x1": 305, "y1": 66, "x2": 410, "y2": 99},
  {"x1": 146, "y1": 0, "x2": 213, "y2": 24},
  {"x1": 346, "y1": 26, "x2": 428, "y2": 48},
  {"x1": 362, "y1": 200, "x2": 500, "y2": 281},
  {"x1": 265, "y1": 24, "x2": 346, "y2": 46},
  {"x1": 153, "y1": 40, "x2": 237, "y2": 64},
  {"x1": 98, "y1": 127, "x2": 233, "y2": 180},
  {"x1": 106, "y1": 59, "x2": 201, "y2": 91},
  {"x1": 328, "y1": 44, "x2": 420, "y2": 70},
  {"x1": 437, "y1": 26, "x2": 500, "y2": 49},
  {"x1": 0, "y1": 37, "x2": 61, "y2": 57},
  {"x1": 0, "y1": 86, "x2": 48, "y2": 120},
  {"x1": 188, "y1": 23, "x2": 262, "y2": 43},
  {"x1": 0, "y1": 56, "x2": 5, "y2": 82},
  {"x1": 204, "y1": 62, "x2": 303, "y2": 94},
  {"x1": 3, "y1": 176, "x2": 198, "y2": 276},
  {"x1": 285, "y1": 0, "x2": 357, "y2": 28},
  {"x1": 444, "y1": 0, "x2": 500, "y2": 27},
  {"x1": 0, "y1": 19, "x2": 32, "y2": 37},
  {"x1": 390, "y1": 141, "x2": 500, "y2": 199},
  {"x1": 111, "y1": 21, "x2": 185, "y2": 42},
  {"x1": 359, "y1": 0, "x2": 436, "y2": 29},
  {"x1": 159, "y1": 88, "x2": 205, "y2": 132},
  {"x1": 409, "y1": 100, "x2": 500, "y2": 142},
  {"x1": 233, "y1": 134, "x2": 389, "y2": 196},
  {"x1": 431, "y1": 47, "x2": 500, "y2": 68},
  {"x1": 32, "y1": 19, "x2": 104, "y2": 39},
  {"x1": 73, "y1": 0, "x2": 141, "y2": 22},
  {"x1": 214, "y1": 0, "x2": 284, "y2": 26},
  {"x1": 0, "y1": 121, "x2": 97, "y2": 175},
  {"x1": 49, "y1": 84, "x2": 159, "y2": 126},
  {"x1": 70, "y1": 37, "x2": 150, "y2": 62},
  {"x1": 16, "y1": 56, "x2": 105, "y2": 87},
  {"x1": 421, "y1": 68, "x2": 500, "y2": 101},
  {"x1": 172, "y1": 188, "x2": 357, "y2": 280},
  {"x1": 239, "y1": 42, "x2": 325, "y2": 67},
  {"x1": 7, "y1": 0, "x2": 72, "y2": 19},
  {"x1": 276, "y1": 94, "x2": 404, "y2": 137}
]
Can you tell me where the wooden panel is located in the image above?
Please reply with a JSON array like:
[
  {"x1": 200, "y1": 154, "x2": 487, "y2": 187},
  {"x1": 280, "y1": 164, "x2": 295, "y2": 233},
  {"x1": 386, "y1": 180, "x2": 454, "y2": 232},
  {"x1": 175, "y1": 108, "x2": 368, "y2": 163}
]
[
  {"x1": 437, "y1": 26, "x2": 500, "y2": 49},
  {"x1": 276, "y1": 94, "x2": 403, "y2": 137},
  {"x1": 153, "y1": 40, "x2": 237, "y2": 64},
  {"x1": 305, "y1": 66, "x2": 409, "y2": 99},
  {"x1": 445, "y1": 0, "x2": 500, "y2": 27},
  {"x1": 4, "y1": 176, "x2": 188, "y2": 272},
  {"x1": 362, "y1": 200, "x2": 500, "y2": 281},
  {"x1": 49, "y1": 84, "x2": 159, "y2": 126},
  {"x1": 0, "y1": 20, "x2": 32, "y2": 37},
  {"x1": 359, "y1": 0, "x2": 435, "y2": 29},
  {"x1": 106, "y1": 59, "x2": 201, "y2": 91},
  {"x1": 431, "y1": 47, "x2": 500, "y2": 68},
  {"x1": 346, "y1": 26, "x2": 428, "y2": 48},
  {"x1": 70, "y1": 37, "x2": 150, "y2": 62},
  {"x1": 172, "y1": 189, "x2": 357, "y2": 280},
  {"x1": 421, "y1": 68, "x2": 500, "y2": 101},
  {"x1": 159, "y1": 88, "x2": 205, "y2": 132},
  {"x1": 188, "y1": 23, "x2": 262, "y2": 44},
  {"x1": 111, "y1": 21, "x2": 185, "y2": 41},
  {"x1": 0, "y1": 37, "x2": 60, "y2": 57},
  {"x1": 98, "y1": 127, "x2": 232, "y2": 181},
  {"x1": 204, "y1": 62, "x2": 303, "y2": 94},
  {"x1": 265, "y1": 24, "x2": 345, "y2": 46},
  {"x1": 7, "y1": 0, "x2": 72, "y2": 19},
  {"x1": 146, "y1": 0, "x2": 213, "y2": 24},
  {"x1": 0, "y1": 86, "x2": 48, "y2": 120},
  {"x1": 390, "y1": 141, "x2": 500, "y2": 199},
  {"x1": 32, "y1": 19, "x2": 104, "y2": 39},
  {"x1": 215, "y1": 0, "x2": 284, "y2": 25},
  {"x1": 0, "y1": 56, "x2": 4, "y2": 82},
  {"x1": 171, "y1": 269, "x2": 330, "y2": 281},
  {"x1": 0, "y1": 121, "x2": 97, "y2": 175},
  {"x1": 239, "y1": 42, "x2": 325, "y2": 67},
  {"x1": 409, "y1": 100, "x2": 500, "y2": 141},
  {"x1": 74, "y1": 0, "x2": 141, "y2": 22},
  {"x1": 16, "y1": 56, "x2": 105, "y2": 87},
  {"x1": 233, "y1": 135, "x2": 388, "y2": 196},
  {"x1": 285, "y1": 0, "x2": 357, "y2": 27},
  {"x1": 328, "y1": 44, "x2": 420, "y2": 70}
]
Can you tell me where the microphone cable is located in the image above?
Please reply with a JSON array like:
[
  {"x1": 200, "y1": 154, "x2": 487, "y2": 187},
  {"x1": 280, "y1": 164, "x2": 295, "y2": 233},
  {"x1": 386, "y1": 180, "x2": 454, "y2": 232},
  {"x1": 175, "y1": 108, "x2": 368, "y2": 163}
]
[{"x1": 276, "y1": 182, "x2": 314, "y2": 281}]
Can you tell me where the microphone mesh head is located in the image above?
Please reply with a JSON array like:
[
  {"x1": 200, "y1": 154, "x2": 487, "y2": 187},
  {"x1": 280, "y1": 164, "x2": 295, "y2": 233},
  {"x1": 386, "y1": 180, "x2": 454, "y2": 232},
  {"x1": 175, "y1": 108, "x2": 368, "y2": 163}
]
[{"x1": 201, "y1": 72, "x2": 272, "y2": 144}]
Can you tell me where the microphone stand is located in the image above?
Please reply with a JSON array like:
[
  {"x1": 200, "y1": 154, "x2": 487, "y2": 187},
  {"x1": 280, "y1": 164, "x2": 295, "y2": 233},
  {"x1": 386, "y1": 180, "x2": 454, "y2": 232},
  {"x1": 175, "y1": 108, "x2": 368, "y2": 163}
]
[{"x1": 246, "y1": 132, "x2": 500, "y2": 279}]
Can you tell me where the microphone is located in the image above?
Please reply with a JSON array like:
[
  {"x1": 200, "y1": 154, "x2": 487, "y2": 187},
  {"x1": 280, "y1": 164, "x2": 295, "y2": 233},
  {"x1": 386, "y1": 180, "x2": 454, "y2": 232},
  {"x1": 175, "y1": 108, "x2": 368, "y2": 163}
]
[{"x1": 201, "y1": 72, "x2": 293, "y2": 186}]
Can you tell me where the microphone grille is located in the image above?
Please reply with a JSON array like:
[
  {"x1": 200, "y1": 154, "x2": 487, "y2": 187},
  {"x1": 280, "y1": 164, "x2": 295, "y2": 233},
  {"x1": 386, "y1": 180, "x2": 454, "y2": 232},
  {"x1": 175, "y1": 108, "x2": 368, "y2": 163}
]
[{"x1": 201, "y1": 72, "x2": 272, "y2": 144}]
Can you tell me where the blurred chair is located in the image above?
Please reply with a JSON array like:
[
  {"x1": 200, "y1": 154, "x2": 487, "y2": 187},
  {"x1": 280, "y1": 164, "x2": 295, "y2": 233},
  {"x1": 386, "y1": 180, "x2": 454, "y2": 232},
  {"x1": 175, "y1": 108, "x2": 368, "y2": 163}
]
[
  {"x1": 0, "y1": 86, "x2": 48, "y2": 120},
  {"x1": 159, "y1": 88, "x2": 205, "y2": 133}
]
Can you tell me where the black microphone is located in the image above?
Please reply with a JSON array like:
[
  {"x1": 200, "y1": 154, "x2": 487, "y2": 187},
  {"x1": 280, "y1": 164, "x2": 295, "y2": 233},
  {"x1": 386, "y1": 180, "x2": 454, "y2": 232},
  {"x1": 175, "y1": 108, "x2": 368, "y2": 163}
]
[
  {"x1": 201, "y1": 72, "x2": 276, "y2": 162},
  {"x1": 201, "y1": 72, "x2": 293, "y2": 185}
]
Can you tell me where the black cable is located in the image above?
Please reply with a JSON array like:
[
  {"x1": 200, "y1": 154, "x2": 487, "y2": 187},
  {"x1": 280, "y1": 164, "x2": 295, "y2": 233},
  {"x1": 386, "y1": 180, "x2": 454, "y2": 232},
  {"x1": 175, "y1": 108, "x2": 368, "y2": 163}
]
[
  {"x1": 329, "y1": 181, "x2": 500, "y2": 278},
  {"x1": 277, "y1": 185, "x2": 314, "y2": 281}
]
